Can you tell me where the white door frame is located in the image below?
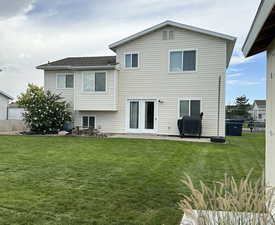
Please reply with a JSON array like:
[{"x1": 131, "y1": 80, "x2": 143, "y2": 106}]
[{"x1": 125, "y1": 97, "x2": 159, "y2": 133}]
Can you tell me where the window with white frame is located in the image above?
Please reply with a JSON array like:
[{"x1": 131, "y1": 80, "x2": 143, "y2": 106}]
[
  {"x1": 179, "y1": 99, "x2": 201, "y2": 118},
  {"x1": 83, "y1": 72, "x2": 106, "y2": 92},
  {"x1": 82, "y1": 116, "x2": 96, "y2": 128},
  {"x1": 125, "y1": 53, "x2": 138, "y2": 68},
  {"x1": 169, "y1": 50, "x2": 196, "y2": 72},
  {"x1": 57, "y1": 73, "x2": 74, "y2": 88}
]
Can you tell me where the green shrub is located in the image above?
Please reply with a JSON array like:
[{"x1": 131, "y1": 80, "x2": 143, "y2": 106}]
[{"x1": 18, "y1": 84, "x2": 72, "y2": 133}]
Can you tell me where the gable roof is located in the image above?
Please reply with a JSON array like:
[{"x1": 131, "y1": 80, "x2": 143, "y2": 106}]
[
  {"x1": 242, "y1": 0, "x2": 275, "y2": 57},
  {"x1": 0, "y1": 90, "x2": 13, "y2": 100},
  {"x1": 37, "y1": 56, "x2": 117, "y2": 70},
  {"x1": 254, "y1": 100, "x2": 266, "y2": 107},
  {"x1": 109, "y1": 20, "x2": 236, "y2": 67}
]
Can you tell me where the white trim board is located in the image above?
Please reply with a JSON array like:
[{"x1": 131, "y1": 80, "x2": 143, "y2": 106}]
[
  {"x1": 242, "y1": 0, "x2": 275, "y2": 57},
  {"x1": 0, "y1": 90, "x2": 13, "y2": 100}
]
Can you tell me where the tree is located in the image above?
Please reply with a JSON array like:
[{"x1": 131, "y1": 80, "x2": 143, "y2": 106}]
[
  {"x1": 234, "y1": 95, "x2": 251, "y2": 119},
  {"x1": 18, "y1": 84, "x2": 72, "y2": 134}
]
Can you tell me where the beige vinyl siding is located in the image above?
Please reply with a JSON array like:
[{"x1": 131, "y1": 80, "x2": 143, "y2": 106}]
[
  {"x1": 44, "y1": 70, "x2": 118, "y2": 112},
  {"x1": 44, "y1": 70, "x2": 75, "y2": 109},
  {"x1": 74, "y1": 111, "x2": 122, "y2": 133},
  {"x1": 266, "y1": 38, "x2": 275, "y2": 186},
  {"x1": 115, "y1": 26, "x2": 226, "y2": 136},
  {"x1": 74, "y1": 70, "x2": 118, "y2": 111}
]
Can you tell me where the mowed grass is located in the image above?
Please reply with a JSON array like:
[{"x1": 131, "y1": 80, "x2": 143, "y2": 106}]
[{"x1": 0, "y1": 133, "x2": 264, "y2": 225}]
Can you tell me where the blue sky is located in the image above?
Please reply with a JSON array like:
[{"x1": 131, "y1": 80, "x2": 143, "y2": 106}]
[{"x1": 0, "y1": 0, "x2": 266, "y2": 104}]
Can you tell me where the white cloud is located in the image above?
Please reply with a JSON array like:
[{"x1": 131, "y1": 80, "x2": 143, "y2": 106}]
[
  {"x1": 227, "y1": 73, "x2": 242, "y2": 78},
  {"x1": 227, "y1": 80, "x2": 239, "y2": 85},
  {"x1": 227, "y1": 80, "x2": 261, "y2": 86},
  {"x1": 229, "y1": 55, "x2": 255, "y2": 65},
  {"x1": 0, "y1": 0, "x2": 262, "y2": 98}
]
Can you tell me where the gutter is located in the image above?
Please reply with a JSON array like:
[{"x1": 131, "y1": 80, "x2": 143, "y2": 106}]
[{"x1": 36, "y1": 65, "x2": 117, "y2": 70}]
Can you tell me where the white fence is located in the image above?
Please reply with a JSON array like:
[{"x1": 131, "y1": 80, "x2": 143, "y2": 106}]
[
  {"x1": 8, "y1": 108, "x2": 25, "y2": 120},
  {"x1": 0, "y1": 120, "x2": 28, "y2": 132}
]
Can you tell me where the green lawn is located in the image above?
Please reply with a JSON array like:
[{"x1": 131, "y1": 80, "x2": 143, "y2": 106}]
[{"x1": 0, "y1": 133, "x2": 264, "y2": 225}]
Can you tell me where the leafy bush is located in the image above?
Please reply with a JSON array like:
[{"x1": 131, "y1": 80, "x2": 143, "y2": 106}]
[
  {"x1": 179, "y1": 172, "x2": 275, "y2": 225},
  {"x1": 18, "y1": 84, "x2": 72, "y2": 134}
]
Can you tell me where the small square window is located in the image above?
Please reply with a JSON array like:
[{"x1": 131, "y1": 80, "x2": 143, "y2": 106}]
[
  {"x1": 169, "y1": 50, "x2": 196, "y2": 72},
  {"x1": 82, "y1": 116, "x2": 96, "y2": 128},
  {"x1": 83, "y1": 72, "x2": 106, "y2": 92},
  {"x1": 125, "y1": 53, "x2": 139, "y2": 68},
  {"x1": 179, "y1": 100, "x2": 201, "y2": 118},
  {"x1": 57, "y1": 74, "x2": 74, "y2": 88}
]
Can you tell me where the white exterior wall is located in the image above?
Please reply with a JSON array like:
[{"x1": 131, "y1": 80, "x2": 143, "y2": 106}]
[
  {"x1": 44, "y1": 26, "x2": 227, "y2": 137},
  {"x1": 266, "y1": 38, "x2": 275, "y2": 187},
  {"x1": 252, "y1": 104, "x2": 266, "y2": 122},
  {"x1": 0, "y1": 94, "x2": 9, "y2": 120}
]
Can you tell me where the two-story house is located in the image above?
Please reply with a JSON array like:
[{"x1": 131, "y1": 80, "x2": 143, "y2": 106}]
[
  {"x1": 37, "y1": 20, "x2": 236, "y2": 137},
  {"x1": 251, "y1": 100, "x2": 266, "y2": 122}
]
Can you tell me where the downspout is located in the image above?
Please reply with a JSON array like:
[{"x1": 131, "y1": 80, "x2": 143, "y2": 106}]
[
  {"x1": 6, "y1": 104, "x2": 9, "y2": 120},
  {"x1": 217, "y1": 75, "x2": 221, "y2": 137}
]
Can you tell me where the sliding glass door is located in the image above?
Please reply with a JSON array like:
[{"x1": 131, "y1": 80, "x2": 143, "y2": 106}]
[
  {"x1": 130, "y1": 101, "x2": 139, "y2": 129},
  {"x1": 127, "y1": 99, "x2": 157, "y2": 133}
]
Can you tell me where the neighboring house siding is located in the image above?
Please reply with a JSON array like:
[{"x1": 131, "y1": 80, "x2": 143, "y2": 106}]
[
  {"x1": 8, "y1": 108, "x2": 25, "y2": 120},
  {"x1": 0, "y1": 95, "x2": 9, "y2": 120},
  {"x1": 266, "y1": 38, "x2": 275, "y2": 186},
  {"x1": 251, "y1": 104, "x2": 266, "y2": 122},
  {"x1": 115, "y1": 26, "x2": 226, "y2": 136}
]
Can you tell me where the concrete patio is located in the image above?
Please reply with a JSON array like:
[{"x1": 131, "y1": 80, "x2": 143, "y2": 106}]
[{"x1": 108, "y1": 133, "x2": 211, "y2": 143}]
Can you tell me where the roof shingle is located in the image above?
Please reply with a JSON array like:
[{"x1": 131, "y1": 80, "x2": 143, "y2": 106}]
[
  {"x1": 254, "y1": 100, "x2": 266, "y2": 107},
  {"x1": 37, "y1": 56, "x2": 116, "y2": 69}
]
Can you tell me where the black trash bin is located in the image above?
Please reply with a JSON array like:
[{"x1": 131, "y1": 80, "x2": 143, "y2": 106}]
[{"x1": 226, "y1": 119, "x2": 244, "y2": 136}]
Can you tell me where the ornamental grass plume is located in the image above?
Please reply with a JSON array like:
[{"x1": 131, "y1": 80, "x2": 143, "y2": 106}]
[{"x1": 179, "y1": 171, "x2": 275, "y2": 225}]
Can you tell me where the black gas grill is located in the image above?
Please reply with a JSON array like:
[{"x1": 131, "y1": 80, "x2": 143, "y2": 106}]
[{"x1": 177, "y1": 113, "x2": 203, "y2": 138}]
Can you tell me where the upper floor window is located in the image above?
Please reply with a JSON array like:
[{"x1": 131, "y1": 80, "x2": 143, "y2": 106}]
[
  {"x1": 83, "y1": 72, "x2": 106, "y2": 92},
  {"x1": 57, "y1": 73, "x2": 74, "y2": 88},
  {"x1": 169, "y1": 50, "x2": 196, "y2": 72},
  {"x1": 125, "y1": 53, "x2": 138, "y2": 68},
  {"x1": 179, "y1": 99, "x2": 201, "y2": 118}
]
